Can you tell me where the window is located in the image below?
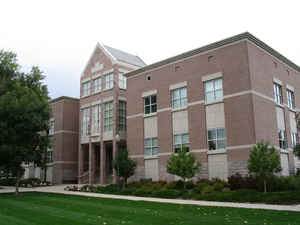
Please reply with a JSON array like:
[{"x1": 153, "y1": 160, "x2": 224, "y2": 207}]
[
  {"x1": 291, "y1": 132, "x2": 299, "y2": 148},
  {"x1": 287, "y1": 89, "x2": 295, "y2": 109},
  {"x1": 93, "y1": 77, "x2": 101, "y2": 93},
  {"x1": 173, "y1": 133, "x2": 189, "y2": 153},
  {"x1": 49, "y1": 120, "x2": 54, "y2": 135},
  {"x1": 144, "y1": 137, "x2": 158, "y2": 156},
  {"x1": 118, "y1": 101, "x2": 126, "y2": 131},
  {"x1": 82, "y1": 81, "x2": 91, "y2": 96},
  {"x1": 47, "y1": 150, "x2": 53, "y2": 163},
  {"x1": 104, "y1": 73, "x2": 114, "y2": 89},
  {"x1": 274, "y1": 83, "x2": 283, "y2": 105},
  {"x1": 278, "y1": 130, "x2": 288, "y2": 149},
  {"x1": 104, "y1": 102, "x2": 113, "y2": 132},
  {"x1": 205, "y1": 78, "x2": 223, "y2": 103},
  {"x1": 92, "y1": 104, "x2": 101, "y2": 134},
  {"x1": 207, "y1": 128, "x2": 226, "y2": 150},
  {"x1": 81, "y1": 107, "x2": 90, "y2": 136},
  {"x1": 144, "y1": 95, "x2": 157, "y2": 114},
  {"x1": 171, "y1": 87, "x2": 187, "y2": 109},
  {"x1": 119, "y1": 73, "x2": 127, "y2": 89}
]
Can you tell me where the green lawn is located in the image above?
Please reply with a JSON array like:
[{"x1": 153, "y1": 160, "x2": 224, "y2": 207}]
[{"x1": 0, "y1": 192, "x2": 299, "y2": 225}]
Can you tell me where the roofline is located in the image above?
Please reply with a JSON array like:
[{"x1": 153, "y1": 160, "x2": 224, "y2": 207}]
[
  {"x1": 125, "y1": 32, "x2": 300, "y2": 77},
  {"x1": 50, "y1": 96, "x2": 79, "y2": 103}
]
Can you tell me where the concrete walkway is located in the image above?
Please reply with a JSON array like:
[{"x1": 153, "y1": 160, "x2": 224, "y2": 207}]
[{"x1": 1, "y1": 185, "x2": 300, "y2": 212}]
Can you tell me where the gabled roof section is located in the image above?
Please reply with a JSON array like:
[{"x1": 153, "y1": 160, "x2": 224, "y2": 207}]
[
  {"x1": 126, "y1": 32, "x2": 300, "y2": 77},
  {"x1": 104, "y1": 45, "x2": 146, "y2": 67}
]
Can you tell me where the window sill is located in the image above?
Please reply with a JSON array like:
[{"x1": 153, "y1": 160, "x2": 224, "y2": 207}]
[
  {"x1": 171, "y1": 106, "x2": 187, "y2": 112},
  {"x1": 103, "y1": 87, "x2": 114, "y2": 92},
  {"x1": 205, "y1": 99, "x2": 223, "y2": 106},
  {"x1": 144, "y1": 155, "x2": 158, "y2": 160},
  {"x1": 119, "y1": 87, "x2": 127, "y2": 91},
  {"x1": 91, "y1": 133, "x2": 100, "y2": 137},
  {"x1": 280, "y1": 149, "x2": 289, "y2": 154},
  {"x1": 288, "y1": 107, "x2": 297, "y2": 113},
  {"x1": 207, "y1": 149, "x2": 226, "y2": 155},
  {"x1": 144, "y1": 112, "x2": 157, "y2": 118},
  {"x1": 81, "y1": 94, "x2": 91, "y2": 99},
  {"x1": 93, "y1": 90, "x2": 101, "y2": 94}
]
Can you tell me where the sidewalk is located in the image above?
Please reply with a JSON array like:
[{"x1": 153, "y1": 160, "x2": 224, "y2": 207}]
[{"x1": 1, "y1": 185, "x2": 300, "y2": 212}]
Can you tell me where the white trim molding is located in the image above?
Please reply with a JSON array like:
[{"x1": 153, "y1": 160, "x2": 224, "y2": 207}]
[
  {"x1": 102, "y1": 96, "x2": 114, "y2": 103},
  {"x1": 202, "y1": 72, "x2": 222, "y2": 82},
  {"x1": 142, "y1": 89, "x2": 157, "y2": 97},
  {"x1": 273, "y1": 77, "x2": 282, "y2": 85},
  {"x1": 169, "y1": 81, "x2": 187, "y2": 90},
  {"x1": 286, "y1": 84, "x2": 295, "y2": 92}
]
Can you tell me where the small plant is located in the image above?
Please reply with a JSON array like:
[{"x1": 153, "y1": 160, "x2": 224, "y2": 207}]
[
  {"x1": 166, "y1": 148, "x2": 201, "y2": 186},
  {"x1": 248, "y1": 141, "x2": 281, "y2": 193}
]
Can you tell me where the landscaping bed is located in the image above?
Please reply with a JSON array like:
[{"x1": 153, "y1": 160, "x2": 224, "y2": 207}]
[
  {"x1": 0, "y1": 178, "x2": 51, "y2": 188},
  {"x1": 65, "y1": 174, "x2": 300, "y2": 205}
]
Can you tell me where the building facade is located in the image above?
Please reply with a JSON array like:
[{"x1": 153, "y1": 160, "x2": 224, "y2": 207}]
[
  {"x1": 24, "y1": 96, "x2": 79, "y2": 184},
  {"x1": 78, "y1": 43, "x2": 145, "y2": 184},
  {"x1": 125, "y1": 32, "x2": 300, "y2": 182}
]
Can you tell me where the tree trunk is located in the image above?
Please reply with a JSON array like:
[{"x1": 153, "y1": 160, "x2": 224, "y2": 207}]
[
  {"x1": 43, "y1": 167, "x2": 47, "y2": 183},
  {"x1": 124, "y1": 178, "x2": 127, "y2": 188},
  {"x1": 263, "y1": 179, "x2": 267, "y2": 193}
]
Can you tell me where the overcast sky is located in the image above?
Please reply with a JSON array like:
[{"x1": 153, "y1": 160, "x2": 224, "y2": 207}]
[{"x1": 1, "y1": 1, "x2": 299, "y2": 99}]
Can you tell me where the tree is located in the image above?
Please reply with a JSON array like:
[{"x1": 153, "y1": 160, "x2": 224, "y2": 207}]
[
  {"x1": 0, "y1": 50, "x2": 51, "y2": 195},
  {"x1": 248, "y1": 141, "x2": 281, "y2": 193},
  {"x1": 113, "y1": 148, "x2": 137, "y2": 188},
  {"x1": 166, "y1": 148, "x2": 201, "y2": 184},
  {"x1": 296, "y1": 112, "x2": 300, "y2": 131}
]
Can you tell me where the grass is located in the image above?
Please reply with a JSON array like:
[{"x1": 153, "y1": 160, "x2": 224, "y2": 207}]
[{"x1": 0, "y1": 192, "x2": 299, "y2": 225}]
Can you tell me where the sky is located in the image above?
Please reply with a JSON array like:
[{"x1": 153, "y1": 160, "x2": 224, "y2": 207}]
[{"x1": 1, "y1": 1, "x2": 299, "y2": 99}]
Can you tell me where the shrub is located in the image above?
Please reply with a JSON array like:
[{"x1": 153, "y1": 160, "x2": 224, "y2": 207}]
[
  {"x1": 0, "y1": 178, "x2": 16, "y2": 186},
  {"x1": 213, "y1": 182, "x2": 224, "y2": 192},
  {"x1": 185, "y1": 181, "x2": 195, "y2": 189},
  {"x1": 151, "y1": 189, "x2": 183, "y2": 199},
  {"x1": 201, "y1": 185, "x2": 214, "y2": 194}
]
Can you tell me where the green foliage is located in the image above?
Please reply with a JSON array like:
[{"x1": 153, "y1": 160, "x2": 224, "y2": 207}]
[
  {"x1": 166, "y1": 148, "x2": 201, "y2": 182},
  {"x1": 113, "y1": 148, "x2": 137, "y2": 186},
  {"x1": 248, "y1": 141, "x2": 281, "y2": 192},
  {"x1": 0, "y1": 50, "x2": 51, "y2": 194}
]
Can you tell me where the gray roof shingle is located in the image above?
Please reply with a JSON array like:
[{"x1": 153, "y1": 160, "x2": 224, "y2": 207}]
[{"x1": 104, "y1": 45, "x2": 146, "y2": 67}]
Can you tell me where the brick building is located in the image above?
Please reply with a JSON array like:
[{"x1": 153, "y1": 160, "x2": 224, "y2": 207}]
[
  {"x1": 125, "y1": 32, "x2": 300, "y2": 181},
  {"x1": 78, "y1": 43, "x2": 146, "y2": 184},
  {"x1": 24, "y1": 96, "x2": 79, "y2": 184}
]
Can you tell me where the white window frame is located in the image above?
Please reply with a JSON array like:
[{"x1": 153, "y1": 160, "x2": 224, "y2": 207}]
[
  {"x1": 81, "y1": 107, "x2": 90, "y2": 136},
  {"x1": 82, "y1": 81, "x2": 91, "y2": 97},
  {"x1": 49, "y1": 120, "x2": 55, "y2": 135},
  {"x1": 118, "y1": 73, "x2": 127, "y2": 89},
  {"x1": 92, "y1": 104, "x2": 101, "y2": 134},
  {"x1": 144, "y1": 137, "x2": 158, "y2": 156},
  {"x1": 104, "y1": 101, "x2": 113, "y2": 132},
  {"x1": 173, "y1": 133, "x2": 189, "y2": 153},
  {"x1": 291, "y1": 132, "x2": 298, "y2": 148},
  {"x1": 278, "y1": 130, "x2": 288, "y2": 149},
  {"x1": 274, "y1": 83, "x2": 283, "y2": 105},
  {"x1": 171, "y1": 87, "x2": 187, "y2": 109},
  {"x1": 204, "y1": 78, "x2": 223, "y2": 103},
  {"x1": 47, "y1": 150, "x2": 53, "y2": 163},
  {"x1": 118, "y1": 101, "x2": 126, "y2": 131},
  {"x1": 207, "y1": 128, "x2": 226, "y2": 150},
  {"x1": 287, "y1": 89, "x2": 295, "y2": 110},
  {"x1": 144, "y1": 95, "x2": 157, "y2": 114},
  {"x1": 104, "y1": 73, "x2": 114, "y2": 90},
  {"x1": 93, "y1": 77, "x2": 101, "y2": 93}
]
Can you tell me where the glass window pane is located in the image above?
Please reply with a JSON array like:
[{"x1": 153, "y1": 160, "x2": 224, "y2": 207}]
[
  {"x1": 151, "y1": 104, "x2": 157, "y2": 113},
  {"x1": 145, "y1": 139, "x2": 151, "y2": 147},
  {"x1": 217, "y1": 128, "x2": 226, "y2": 138},
  {"x1": 181, "y1": 88, "x2": 187, "y2": 97},
  {"x1": 145, "y1": 147, "x2": 152, "y2": 156},
  {"x1": 208, "y1": 130, "x2": 216, "y2": 140},
  {"x1": 215, "y1": 90, "x2": 223, "y2": 100},
  {"x1": 145, "y1": 106, "x2": 150, "y2": 114},
  {"x1": 151, "y1": 95, "x2": 156, "y2": 104},
  {"x1": 214, "y1": 79, "x2": 223, "y2": 90},
  {"x1": 174, "y1": 145, "x2": 181, "y2": 153},
  {"x1": 181, "y1": 97, "x2": 187, "y2": 107},
  {"x1": 182, "y1": 144, "x2": 189, "y2": 152},
  {"x1": 206, "y1": 92, "x2": 214, "y2": 102},
  {"x1": 217, "y1": 140, "x2": 226, "y2": 149},
  {"x1": 172, "y1": 99, "x2": 180, "y2": 108},
  {"x1": 174, "y1": 135, "x2": 181, "y2": 145},
  {"x1": 152, "y1": 147, "x2": 158, "y2": 155},
  {"x1": 173, "y1": 89, "x2": 180, "y2": 99},
  {"x1": 182, "y1": 134, "x2": 189, "y2": 144},
  {"x1": 208, "y1": 140, "x2": 216, "y2": 150},
  {"x1": 145, "y1": 97, "x2": 150, "y2": 106},
  {"x1": 152, "y1": 138, "x2": 158, "y2": 147},
  {"x1": 205, "y1": 81, "x2": 214, "y2": 92}
]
